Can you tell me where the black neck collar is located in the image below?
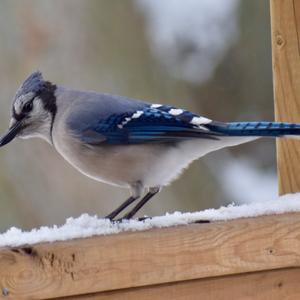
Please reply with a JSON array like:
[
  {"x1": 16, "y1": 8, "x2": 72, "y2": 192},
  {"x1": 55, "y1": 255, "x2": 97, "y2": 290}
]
[{"x1": 37, "y1": 81, "x2": 57, "y2": 144}]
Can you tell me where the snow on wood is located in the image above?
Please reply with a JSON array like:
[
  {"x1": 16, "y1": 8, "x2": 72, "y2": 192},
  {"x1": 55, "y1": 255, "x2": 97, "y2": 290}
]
[{"x1": 1, "y1": 193, "x2": 300, "y2": 247}]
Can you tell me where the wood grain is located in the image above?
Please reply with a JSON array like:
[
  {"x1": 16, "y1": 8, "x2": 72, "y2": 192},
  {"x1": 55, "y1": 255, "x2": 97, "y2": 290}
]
[
  {"x1": 1, "y1": 212, "x2": 300, "y2": 299},
  {"x1": 271, "y1": 0, "x2": 300, "y2": 194},
  {"x1": 57, "y1": 268, "x2": 300, "y2": 300}
]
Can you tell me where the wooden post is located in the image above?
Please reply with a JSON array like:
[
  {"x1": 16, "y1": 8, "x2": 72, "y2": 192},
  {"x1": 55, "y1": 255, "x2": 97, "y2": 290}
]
[{"x1": 271, "y1": 0, "x2": 300, "y2": 194}]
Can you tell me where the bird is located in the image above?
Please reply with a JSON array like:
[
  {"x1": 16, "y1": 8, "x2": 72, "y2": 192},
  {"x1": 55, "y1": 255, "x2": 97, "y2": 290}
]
[{"x1": 1, "y1": 71, "x2": 300, "y2": 220}]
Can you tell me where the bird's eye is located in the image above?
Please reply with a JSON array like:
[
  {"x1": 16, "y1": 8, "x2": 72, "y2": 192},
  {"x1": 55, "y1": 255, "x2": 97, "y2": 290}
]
[{"x1": 23, "y1": 101, "x2": 33, "y2": 113}]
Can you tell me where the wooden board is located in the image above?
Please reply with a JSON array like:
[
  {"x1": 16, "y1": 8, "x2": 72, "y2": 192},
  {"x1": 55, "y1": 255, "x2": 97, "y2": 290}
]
[
  {"x1": 57, "y1": 268, "x2": 300, "y2": 300},
  {"x1": 271, "y1": 0, "x2": 300, "y2": 194},
  {"x1": 1, "y1": 212, "x2": 300, "y2": 299}
]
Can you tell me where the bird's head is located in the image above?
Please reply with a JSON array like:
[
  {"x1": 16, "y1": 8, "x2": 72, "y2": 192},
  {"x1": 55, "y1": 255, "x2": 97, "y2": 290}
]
[{"x1": 0, "y1": 71, "x2": 57, "y2": 147}]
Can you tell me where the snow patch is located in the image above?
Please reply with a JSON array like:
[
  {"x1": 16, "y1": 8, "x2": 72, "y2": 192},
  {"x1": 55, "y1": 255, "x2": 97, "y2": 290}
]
[
  {"x1": 135, "y1": 0, "x2": 240, "y2": 83},
  {"x1": 1, "y1": 193, "x2": 300, "y2": 247}
]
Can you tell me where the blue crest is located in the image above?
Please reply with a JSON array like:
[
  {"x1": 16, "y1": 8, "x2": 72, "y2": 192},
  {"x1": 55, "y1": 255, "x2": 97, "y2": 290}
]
[{"x1": 16, "y1": 71, "x2": 45, "y2": 98}]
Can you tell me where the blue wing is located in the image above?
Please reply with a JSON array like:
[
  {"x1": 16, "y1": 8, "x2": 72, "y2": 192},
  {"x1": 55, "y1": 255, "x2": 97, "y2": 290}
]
[
  {"x1": 66, "y1": 93, "x2": 300, "y2": 145},
  {"x1": 67, "y1": 99, "x2": 219, "y2": 145}
]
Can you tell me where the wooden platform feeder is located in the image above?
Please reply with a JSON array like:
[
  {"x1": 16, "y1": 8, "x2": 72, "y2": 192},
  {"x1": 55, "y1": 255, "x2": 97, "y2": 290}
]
[{"x1": 1, "y1": 1, "x2": 300, "y2": 299}]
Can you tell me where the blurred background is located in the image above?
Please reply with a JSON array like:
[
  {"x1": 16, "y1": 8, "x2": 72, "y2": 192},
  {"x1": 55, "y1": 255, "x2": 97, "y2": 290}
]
[{"x1": 0, "y1": 0, "x2": 276, "y2": 231}]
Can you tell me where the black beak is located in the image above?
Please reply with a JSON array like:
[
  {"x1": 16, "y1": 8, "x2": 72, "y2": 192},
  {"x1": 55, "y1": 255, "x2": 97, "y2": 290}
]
[{"x1": 0, "y1": 121, "x2": 23, "y2": 147}]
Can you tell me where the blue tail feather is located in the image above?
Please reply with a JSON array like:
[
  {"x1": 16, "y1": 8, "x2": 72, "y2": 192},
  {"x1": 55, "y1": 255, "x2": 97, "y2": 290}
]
[{"x1": 206, "y1": 121, "x2": 300, "y2": 137}]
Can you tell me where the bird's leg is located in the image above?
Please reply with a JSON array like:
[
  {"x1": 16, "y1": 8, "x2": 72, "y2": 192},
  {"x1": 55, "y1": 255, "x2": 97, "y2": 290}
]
[
  {"x1": 105, "y1": 196, "x2": 139, "y2": 220},
  {"x1": 105, "y1": 181, "x2": 143, "y2": 220},
  {"x1": 120, "y1": 187, "x2": 161, "y2": 220}
]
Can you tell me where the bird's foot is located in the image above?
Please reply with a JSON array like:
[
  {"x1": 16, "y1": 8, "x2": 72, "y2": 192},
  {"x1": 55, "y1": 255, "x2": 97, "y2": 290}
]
[
  {"x1": 112, "y1": 215, "x2": 151, "y2": 223},
  {"x1": 106, "y1": 216, "x2": 209, "y2": 224}
]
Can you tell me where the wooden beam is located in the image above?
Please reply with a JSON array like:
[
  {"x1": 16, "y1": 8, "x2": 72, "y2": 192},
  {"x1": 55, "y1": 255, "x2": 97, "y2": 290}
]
[
  {"x1": 271, "y1": 0, "x2": 300, "y2": 194},
  {"x1": 56, "y1": 268, "x2": 300, "y2": 300},
  {"x1": 1, "y1": 212, "x2": 300, "y2": 299}
]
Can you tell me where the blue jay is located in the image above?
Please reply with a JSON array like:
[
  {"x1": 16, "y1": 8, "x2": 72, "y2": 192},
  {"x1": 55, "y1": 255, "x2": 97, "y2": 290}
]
[{"x1": 0, "y1": 71, "x2": 299, "y2": 220}]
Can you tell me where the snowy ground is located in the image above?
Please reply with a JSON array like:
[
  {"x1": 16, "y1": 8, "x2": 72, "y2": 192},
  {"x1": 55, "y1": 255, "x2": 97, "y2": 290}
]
[{"x1": 1, "y1": 193, "x2": 300, "y2": 247}]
